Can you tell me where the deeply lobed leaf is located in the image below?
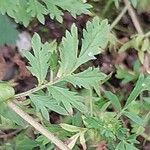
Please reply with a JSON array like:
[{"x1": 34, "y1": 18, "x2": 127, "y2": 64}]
[
  {"x1": 58, "y1": 17, "x2": 110, "y2": 76},
  {"x1": 22, "y1": 33, "x2": 50, "y2": 85},
  {"x1": 30, "y1": 94, "x2": 69, "y2": 120},
  {"x1": 48, "y1": 86, "x2": 88, "y2": 115}
]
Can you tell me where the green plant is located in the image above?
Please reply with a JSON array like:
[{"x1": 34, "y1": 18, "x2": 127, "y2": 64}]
[{"x1": 0, "y1": 0, "x2": 150, "y2": 150}]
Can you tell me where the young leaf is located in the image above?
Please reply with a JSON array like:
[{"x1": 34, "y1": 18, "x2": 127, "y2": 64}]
[
  {"x1": 27, "y1": 0, "x2": 47, "y2": 24},
  {"x1": 48, "y1": 86, "x2": 88, "y2": 115},
  {"x1": 44, "y1": 0, "x2": 92, "y2": 23},
  {"x1": 123, "y1": 111, "x2": 144, "y2": 126},
  {"x1": 30, "y1": 94, "x2": 69, "y2": 120},
  {"x1": 64, "y1": 67, "x2": 107, "y2": 91},
  {"x1": 22, "y1": 33, "x2": 50, "y2": 85},
  {"x1": 105, "y1": 91, "x2": 121, "y2": 111}
]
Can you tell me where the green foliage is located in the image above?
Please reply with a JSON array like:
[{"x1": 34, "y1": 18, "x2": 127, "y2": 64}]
[
  {"x1": 22, "y1": 33, "x2": 51, "y2": 85},
  {"x1": 0, "y1": 0, "x2": 92, "y2": 26},
  {"x1": 125, "y1": 74, "x2": 150, "y2": 108},
  {"x1": 44, "y1": 0, "x2": 92, "y2": 23},
  {"x1": 1, "y1": 1, "x2": 150, "y2": 149},
  {"x1": 123, "y1": 111, "x2": 144, "y2": 126},
  {"x1": 27, "y1": 0, "x2": 47, "y2": 24},
  {"x1": 30, "y1": 94, "x2": 69, "y2": 120},
  {"x1": 58, "y1": 17, "x2": 110, "y2": 76},
  {"x1": 0, "y1": 14, "x2": 18, "y2": 46},
  {"x1": 64, "y1": 67, "x2": 107, "y2": 94},
  {"x1": 105, "y1": 91, "x2": 122, "y2": 111},
  {"x1": 48, "y1": 86, "x2": 88, "y2": 115}
]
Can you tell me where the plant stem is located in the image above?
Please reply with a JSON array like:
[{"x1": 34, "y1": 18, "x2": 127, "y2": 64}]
[
  {"x1": 110, "y1": 5, "x2": 128, "y2": 30},
  {"x1": 7, "y1": 101, "x2": 70, "y2": 150},
  {"x1": 15, "y1": 78, "x2": 60, "y2": 99},
  {"x1": 123, "y1": 0, "x2": 144, "y2": 34}
]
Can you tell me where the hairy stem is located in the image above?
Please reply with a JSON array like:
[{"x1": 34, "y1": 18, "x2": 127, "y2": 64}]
[{"x1": 7, "y1": 101, "x2": 70, "y2": 150}]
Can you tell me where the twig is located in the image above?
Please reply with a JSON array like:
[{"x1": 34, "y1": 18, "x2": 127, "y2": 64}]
[
  {"x1": 123, "y1": 0, "x2": 144, "y2": 34},
  {"x1": 7, "y1": 101, "x2": 70, "y2": 150},
  {"x1": 110, "y1": 5, "x2": 128, "y2": 29}
]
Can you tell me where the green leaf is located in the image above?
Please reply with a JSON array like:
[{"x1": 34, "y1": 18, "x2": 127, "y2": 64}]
[
  {"x1": 0, "y1": 82, "x2": 15, "y2": 103},
  {"x1": 58, "y1": 17, "x2": 110, "y2": 76},
  {"x1": 64, "y1": 67, "x2": 106, "y2": 93},
  {"x1": 84, "y1": 117, "x2": 103, "y2": 129},
  {"x1": 44, "y1": 0, "x2": 92, "y2": 23},
  {"x1": 0, "y1": 0, "x2": 19, "y2": 16},
  {"x1": 0, "y1": 14, "x2": 18, "y2": 46},
  {"x1": 125, "y1": 74, "x2": 144, "y2": 108},
  {"x1": 60, "y1": 123, "x2": 83, "y2": 132},
  {"x1": 125, "y1": 74, "x2": 150, "y2": 109},
  {"x1": 48, "y1": 86, "x2": 88, "y2": 115},
  {"x1": 22, "y1": 33, "x2": 50, "y2": 85},
  {"x1": 123, "y1": 111, "x2": 144, "y2": 126},
  {"x1": 76, "y1": 17, "x2": 110, "y2": 67},
  {"x1": 44, "y1": 0, "x2": 63, "y2": 23},
  {"x1": 0, "y1": 0, "x2": 92, "y2": 26},
  {"x1": 105, "y1": 91, "x2": 121, "y2": 111},
  {"x1": 58, "y1": 24, "x2": 79, "y2": 76},
  {"x1": 30, "y1": 94, "x2": 69, "y2": 120},
  {"x1": 27, "y1": 0, "x2": 47, "y2": 24},
  {"x1": 12, "y1": 0, "x2": 32, "y2": 27}
]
